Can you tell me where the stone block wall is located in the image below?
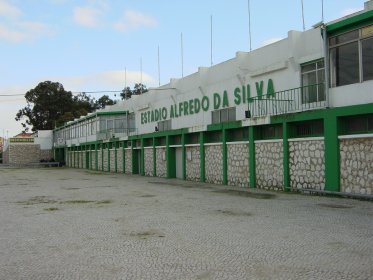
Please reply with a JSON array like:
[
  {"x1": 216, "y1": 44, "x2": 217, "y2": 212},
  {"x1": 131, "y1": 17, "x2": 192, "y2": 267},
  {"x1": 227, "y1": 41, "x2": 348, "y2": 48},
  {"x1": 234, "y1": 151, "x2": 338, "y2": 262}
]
[
  {"x1": 66, "y1": 152, "x2": 71, "y2": 167},
  {"x1": 156, "y1": 147, "x2": 167, "y2": 178},
  {"x1": 340, "y1": 137, "x2": 373, "y2": 195},
  {"x1": 255, "y1": 141, "x2": 284, "y2": 191},
  {"x1": 117, "y1": 149, "x2": 123, "y2": 173},
  {"x1": 144, "y1": 148, "x2": 154, "y2": 176},
  {"x1": 90, "y1": 151, "x2": 96, "y2": 170},
  {"x1": 205, "y1": 144, "x2": 223, "y2": 185},
  {"x1": 8, "y1": 144, "x2": 40, "y2": 165},
  {"x1": 185, "y1": 146, "x2": 200, "y2": 182},
  {"x1": 289, "y1": 139, "x2": 325, "y2": 190},
  {"x1": 3, "y1": 149, "x2": 9, "y2": 164},
  {"x1": 110, "y1": 149, "x2": 116, "y2": 172},
  {"x1": 227, "y1": 143, "x2": 249, "y2": 187},
  {"x1": 97, "y1": 150, "x2": 103, "y2": 170},
  {"x1": 80, "y1": 152, "x2": 84, "y2": 169},
  {"x1": 40, "y1": 149, "x2": 52, "y2": 161},
  {"x1": 74, "y1": 152, "x2": 79, "y2": 168},
  {"x1": 125, "y1": 149, "x2": 132, "y2": 174},
  {"x1": 103, "y1": 150, "x2": 109, "y2": 172}
]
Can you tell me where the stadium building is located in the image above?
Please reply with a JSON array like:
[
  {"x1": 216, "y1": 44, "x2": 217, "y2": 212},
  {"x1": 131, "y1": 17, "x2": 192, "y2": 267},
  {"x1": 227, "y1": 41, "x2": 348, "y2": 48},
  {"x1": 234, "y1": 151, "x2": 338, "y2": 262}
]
[{"x1": 53, "y1": 2, "x2": 373, "y2": 196}]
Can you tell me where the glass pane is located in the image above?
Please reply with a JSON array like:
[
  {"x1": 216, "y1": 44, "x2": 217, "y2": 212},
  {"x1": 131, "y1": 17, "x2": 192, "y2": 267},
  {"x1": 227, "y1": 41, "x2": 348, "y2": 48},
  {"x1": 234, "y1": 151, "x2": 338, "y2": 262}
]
[
  {"x1": 107, "y1": 120, "x2": 114, "y2": 129},
  {"x1": 317, "y1": 60, "x2": 325, "y2": 69},
  {"x1": 302, "y1": 72, "x2": 316, "y2": 103},
  {"x1": 212, "y1": 111, "x2": 220, "y2": 124},
  {"x1": 329, "y1": 30, "x2": 359, "y2": 46},
  {"x1": 221, "y1": 109, "x2": 228, "y2": 122},
  {"x1": 228, "y1": 107, "x2": 236, "y2": 121},
  {"x1": 301, "y1": 63, "x2": 315, "y2": 72},
  {"x1": 333, "y1": 42, "x2": 359, "y2": 86},
  {"x1": 100, "y1": 120, "x2": 106, "y2": 131},
  {"x1": 362, "y1": 37, "x2": 373, "y2": 81}
]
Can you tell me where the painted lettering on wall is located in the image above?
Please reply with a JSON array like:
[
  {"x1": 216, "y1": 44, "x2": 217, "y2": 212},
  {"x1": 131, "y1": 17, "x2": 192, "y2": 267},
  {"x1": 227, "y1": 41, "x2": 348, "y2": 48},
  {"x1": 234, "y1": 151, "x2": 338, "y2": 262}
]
[{"x1": 140, "y1": 79, "x2": 275, "y2": 124}]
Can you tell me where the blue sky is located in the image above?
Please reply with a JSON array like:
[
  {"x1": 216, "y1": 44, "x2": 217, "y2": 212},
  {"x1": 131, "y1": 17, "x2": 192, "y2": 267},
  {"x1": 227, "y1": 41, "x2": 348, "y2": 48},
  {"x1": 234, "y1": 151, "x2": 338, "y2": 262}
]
[{"x1": 0, "y1": 0, "x2": 365, "y2": 137}]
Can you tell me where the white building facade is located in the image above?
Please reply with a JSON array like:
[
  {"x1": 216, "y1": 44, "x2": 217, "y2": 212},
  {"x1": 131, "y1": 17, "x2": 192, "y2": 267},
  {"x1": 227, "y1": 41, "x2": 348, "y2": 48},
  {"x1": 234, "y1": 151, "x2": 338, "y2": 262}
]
[{"x1": 54, "y1": 2, "x2": 373, "y2": 196}]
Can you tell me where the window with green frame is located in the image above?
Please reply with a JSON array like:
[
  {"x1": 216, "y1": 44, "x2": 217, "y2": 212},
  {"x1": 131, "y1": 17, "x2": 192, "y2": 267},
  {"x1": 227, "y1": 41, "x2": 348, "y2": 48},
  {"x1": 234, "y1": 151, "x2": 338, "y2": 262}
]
[
  {"x1": 340, "y1": 114, "x2": 373, "y2": 135},
  {"x1": 301, "y1": 60, "x2": 325, "y2": 103},
  {"x1": 329, "y1": 24, "x2": 373, "y2": 87},
  {"x1": 289, "y1": 120, "x2": 324, "y2": 138},
  {"x1": 257, "y1": 124, "x2": 283, "y2": 140}
]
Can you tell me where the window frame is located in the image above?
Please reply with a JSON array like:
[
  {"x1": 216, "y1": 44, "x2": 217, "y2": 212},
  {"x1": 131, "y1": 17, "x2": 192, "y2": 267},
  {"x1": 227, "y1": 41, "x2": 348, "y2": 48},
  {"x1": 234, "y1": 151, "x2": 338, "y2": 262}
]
[{"x1": 329, "y1": 24, "x2": 373, "y2": 87}]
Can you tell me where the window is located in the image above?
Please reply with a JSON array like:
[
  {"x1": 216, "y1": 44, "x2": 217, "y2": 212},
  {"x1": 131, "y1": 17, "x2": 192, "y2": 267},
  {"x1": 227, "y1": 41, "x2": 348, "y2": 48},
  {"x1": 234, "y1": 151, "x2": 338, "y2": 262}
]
[
  {"x1": 362, "y1": 37, "x2": 373, "y2": 81},
  {"x1": 258, "y1": 125, "x2": 283, "y2": 140},
  {"x1": 340, "y1": 114, "x2": 373, "y2": 135},
  {"x1": 107, "y1": 120, "x2": 114, "y2": 130},
  {"x1": 329, "y1": 25, "x2": 373, "y2": 87},
  {"x1": 290, "y1": 120, "x2": 324, "y2": 138},
  {"x1": 158, "y1": 120, "x2": 171, "y2": 132},
  {"x1": 301, "y1": 60, "x2": 325, "y2": 103},
  {"x1": 211, "y1": 107, "x2": 236, "y2": 124}
]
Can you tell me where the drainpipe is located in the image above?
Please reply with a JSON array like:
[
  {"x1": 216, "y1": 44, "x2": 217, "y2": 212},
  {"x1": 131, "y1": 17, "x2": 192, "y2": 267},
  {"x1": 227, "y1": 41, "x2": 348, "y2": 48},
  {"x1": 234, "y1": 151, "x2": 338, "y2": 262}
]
[{"x1": 323, "y1": 25, "x2": 330, "y2": 108}]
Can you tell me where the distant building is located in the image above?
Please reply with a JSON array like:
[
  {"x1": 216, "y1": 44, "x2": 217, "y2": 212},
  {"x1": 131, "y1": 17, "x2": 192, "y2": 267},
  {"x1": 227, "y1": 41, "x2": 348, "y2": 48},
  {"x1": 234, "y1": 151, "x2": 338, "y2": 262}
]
[
  {"x1": 2, "y1": 131, "x2": 53, "y2": 165},
  {"x1": 53, "y1": 2, "x2": 373, "y2": 197}
]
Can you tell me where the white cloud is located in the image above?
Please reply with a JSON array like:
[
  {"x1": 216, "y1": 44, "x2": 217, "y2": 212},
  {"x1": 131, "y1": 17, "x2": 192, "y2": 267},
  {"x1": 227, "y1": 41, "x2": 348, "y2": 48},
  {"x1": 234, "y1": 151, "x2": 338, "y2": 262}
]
[
  {"x1": 0, "y1": 21, "x2": 51, "y2": 42},
  {"x1": 0, "y1": 0, "x2": 21, "y2": 18},
  {"x1": 73, "y1": 6, "x2": 102, "y2": 28},
  {"x1": 0, "y1": 24, "x2": 25, "y2": 42},
  {"x1": 113, "y1": 10, "x2": 158, "y2": 32},
  {"x1": 260, "y1": 37, "x2": 284, "y2": 47},
  {"x1": 46, "y1": 70, "x2": 157, "y2": 92}
]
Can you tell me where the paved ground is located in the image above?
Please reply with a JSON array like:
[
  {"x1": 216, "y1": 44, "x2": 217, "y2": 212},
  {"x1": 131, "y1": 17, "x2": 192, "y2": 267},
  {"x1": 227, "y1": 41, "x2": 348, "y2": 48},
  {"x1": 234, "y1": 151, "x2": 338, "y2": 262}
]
[{"x1": 0, "y1": 167, "x2": 372, "y2": 280}]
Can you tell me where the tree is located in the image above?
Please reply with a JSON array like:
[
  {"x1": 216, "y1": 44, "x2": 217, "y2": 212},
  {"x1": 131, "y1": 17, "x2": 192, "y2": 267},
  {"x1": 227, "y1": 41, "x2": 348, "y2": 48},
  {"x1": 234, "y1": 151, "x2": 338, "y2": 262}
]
[
  {"x1": 120, "y1": 86, "x2": 132, "y2": 100},
  {"x1": 133, "y1": 83, "x2": 148, "y2": 95},
  {"x1": 15, "y1": 81, "x2": 95, "y2": 132},
  {"x1": 120, "y1": 83, "x2": 148, "y2": 100},
  {"x1": 94, "y1": 95, "x2": 116, "y2": 109}
]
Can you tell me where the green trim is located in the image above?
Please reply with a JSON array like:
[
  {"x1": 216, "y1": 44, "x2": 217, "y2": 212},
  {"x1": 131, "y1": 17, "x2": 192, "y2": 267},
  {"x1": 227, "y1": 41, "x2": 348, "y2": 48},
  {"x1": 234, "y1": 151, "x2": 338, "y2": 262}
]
[
  {"x1": 222, "y1": 129, "x2": 228, "y2": 185},
  {"x1": 101, "y1": 147, "x2": 104, "y2": 171},
  {"x1": 248, "y1": 126, "x2": 256, "y2": 188},
  {"x1": 324, "y1": 114, "x2": 340, "y2": 192},
  {"x1": 283, "y1": 123, "x2": 290, "y2": 192},
  {"x1": 95, "y1": 143, "x2": 98, "y2": 171},
  {"x1": 153, "y1": 137, "x2": 156, "y2": 177},
  {"x1": 122, "y1": 142, "x2": 125, "y2": 173},
  {"x1": 327, "y1": 10, "x2": 373, "y2": 34},
  {"x1": 207, "y1": 120, "x2": 241, "y2": 132},
  {"x1": 199, "y1": 132, "x2": 205, "y2": 182},
  {"x1": 107, "y1": 144, "x2": 110, "y2": 172},
  {"x1": 166, "y1": 135, "x2": 176, "y2": 178},
  {"x1": 181, "y1": 133, "x2": 186, "y2": 180},
  {"x1": 141, "y1": 138, "x2": 145, "y2": 176},
  {"x1": 114, "y1": 143, "x2": 117, "y2": 173}
]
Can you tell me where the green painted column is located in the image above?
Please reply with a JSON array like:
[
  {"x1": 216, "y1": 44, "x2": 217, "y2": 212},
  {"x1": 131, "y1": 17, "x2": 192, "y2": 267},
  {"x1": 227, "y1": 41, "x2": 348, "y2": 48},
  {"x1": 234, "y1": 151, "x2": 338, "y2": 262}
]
[
  {"x1": 114, "y1": 142, "x2": 117, "y2": 173},
  {"x1": 101, "y1": 145, "x2": 104, "y2": 171},
  {"x1": 199, "y1": 132, "x2": 205, "y2": 183},
  {"x1": 181, "y1": 133, "x2": 186, "y2": 180},
  {"x1": 249, "y1": 126, "x2": 256, "y2": 188},
  {"x1": 324, "y1": 114, "x2": 340, "y2": 192},
  {"x1": 222, "y1": 129, "x2": 228, "y2": 185},
  {"x1": 95, "y1": 144, "x2": 98, "y2": 171},
  {"x1": 153, "y1": 138, "x2": 157, "y2": 177},
  {"x1": 166, "y1": 135, "x2": 171, "y2": 178},
  {"x1": 107, "y1": 143, "x2": 110, "y2": 172},
  {"x1": 122, "y1": 142, "x2": 125, "y2": 173},
  {"x1": 141, "y1": 138, "x2": 145, "y2": 176},
  {"x1": 131, "y1": 141, "x2": 135, "y2": 174},
  {"x1": 283, "y1": 122, "x2": 290, "y2": 192}
]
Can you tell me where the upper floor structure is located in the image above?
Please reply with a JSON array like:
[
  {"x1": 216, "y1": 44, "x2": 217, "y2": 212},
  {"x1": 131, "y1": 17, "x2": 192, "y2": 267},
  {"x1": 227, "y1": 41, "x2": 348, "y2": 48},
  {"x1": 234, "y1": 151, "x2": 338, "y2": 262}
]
[{"x1": 54, "y1": 1, "x2": 373, "y2": 147}]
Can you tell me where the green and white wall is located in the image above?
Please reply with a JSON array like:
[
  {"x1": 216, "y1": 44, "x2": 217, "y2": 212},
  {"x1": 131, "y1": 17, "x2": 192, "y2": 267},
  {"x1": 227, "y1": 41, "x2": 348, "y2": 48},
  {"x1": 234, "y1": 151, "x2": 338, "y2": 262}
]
[{"x1": 54, "y1": 4, "x2": 373, "y2": 197}]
